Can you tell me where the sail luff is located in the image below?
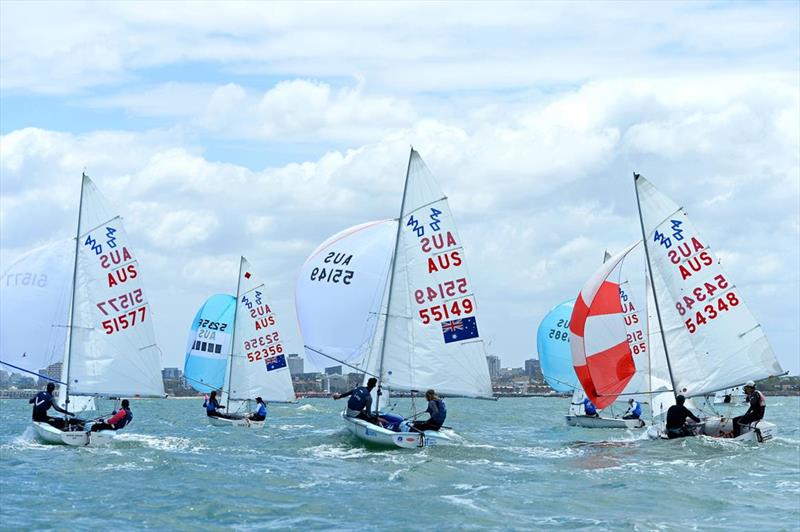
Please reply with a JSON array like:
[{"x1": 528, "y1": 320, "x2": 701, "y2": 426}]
[
  {"x1": 374, "y1": 148, "x2": 414, "y2": 414},
  {"x1": 633, "y1": 172, "x2": 678, "y2": 401},
  {"x1": 63, "y1": 173, "x2": 88, "y2": 411},
  {"x1": 226, "y1": 257, "x2": 245, "y2": 410}
]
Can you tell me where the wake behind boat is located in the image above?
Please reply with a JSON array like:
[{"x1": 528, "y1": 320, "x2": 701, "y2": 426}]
[{"x1": 296, "y1": 149, "x2": 494, "y2": 448}]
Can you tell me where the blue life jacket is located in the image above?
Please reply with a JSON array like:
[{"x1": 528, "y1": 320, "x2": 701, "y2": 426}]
[
  {"x1": 115, "y1": 408, "x2": 133, "y2": 429},
  {"x1": 347, "y1": 386, "x2": 371, "y2": 411},
  {"x1": 430, "y1": 399, "x2": 447, "y2": 425},
  {"x1": 631, "y1": 401, "x2": 642, "y2": 417},
  {"x1": 256, "y1": 403, "x2": 267, "y2": 418},
  {"x1": 206, "y1": 398, "x2": 219, "y2": 413},
  {"x1": 32, "y1": 391, "x2": 54, "y2": 415},
  {"x1": 583, "y1": 398, "x2": 597, "y2": 416}
]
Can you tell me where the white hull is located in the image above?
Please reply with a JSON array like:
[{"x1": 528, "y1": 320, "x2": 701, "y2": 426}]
[
  {"x1": 32, "y1": 421, "x2": 115, "y2": 446},
  {"x1": 649, "y1": 417, "x2": 777, "y2": 443},
  {"x1": 207, "y1": 415, "x2": 265, "y2": 428},
  {"x1": 566, "y1": 415, "x2": 646, "y2": 429},
  {"x1": 341, "y1": 412, "x2": 452, "y2": 449}
]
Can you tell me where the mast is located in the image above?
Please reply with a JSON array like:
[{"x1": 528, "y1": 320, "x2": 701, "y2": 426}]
[
  {"x1": 226, "y1": 256, "x2": 245, "y2": 410},
  {"x1": 633, "y1": 172, "x2": 678, "y2": 400},
  {"x1": 374, "y1": 148, "x2": 414, "y2": 414},
  {"x1": 63, "y1": 173, "x2": 87, "y2": 414}
]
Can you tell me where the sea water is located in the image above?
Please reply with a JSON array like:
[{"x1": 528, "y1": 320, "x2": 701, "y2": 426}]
[{"x1": 1, "y1": 396, "x2": 798, "y2": 530}]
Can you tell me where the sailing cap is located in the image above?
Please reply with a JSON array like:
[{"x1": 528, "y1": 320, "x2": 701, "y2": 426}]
[{"x1": 745, "y1": 380, "x2": 755, "y2": 387}]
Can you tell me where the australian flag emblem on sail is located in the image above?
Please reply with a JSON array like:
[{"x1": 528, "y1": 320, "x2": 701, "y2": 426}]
[
  {"x1": 266, "y1": 354, "x2": 287, "y2": 372},
  {"x1": 442, "y1": 317, "x2": 479, "y2": 344}
]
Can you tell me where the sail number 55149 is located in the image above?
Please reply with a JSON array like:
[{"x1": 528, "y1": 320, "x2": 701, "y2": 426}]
[{"x1": 419, "y1": 297, "x2": 474, "y2": 324}]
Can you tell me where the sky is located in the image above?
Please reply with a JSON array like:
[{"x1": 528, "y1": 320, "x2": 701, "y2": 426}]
[{"x1": 1, "y1": 1, "x2": 798, "y2": 376}]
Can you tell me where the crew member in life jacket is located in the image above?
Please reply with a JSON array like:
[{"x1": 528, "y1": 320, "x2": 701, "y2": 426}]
[
  {"x1": 248, "y1": 397, "x2": 267, "y2": 422},
  {"x1": 204, "y1": 390, "x2": 235, "y2": 419},
  {"x1": 623, "y1": 398, "x2": 642, "y2": 420},
  {"x1": 90, "y1": 399, "x2": 133, "y2": 432},
  {"x1": 574, "y1": 397, "x2": 599, "y2": 417},
  {"x1": 333, "y1": 377, "x2": 377, "y2": 422},
  {"x1": 411, "y1": 389, "x2": 447, "y2": 432},
  {"x1": 29, "y1": 382, "x2": 79, "y2": 429},
  {"x1": 665, "y1": 395, "x2": 701, "y2": 439},
  {"x1": 732, "y1": 380, "x2": 766, "y2": 437}
]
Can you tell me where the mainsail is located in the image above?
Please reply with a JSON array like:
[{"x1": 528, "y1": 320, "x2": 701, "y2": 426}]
[
  {"x1": 536, "y1": 299, "x2": 579, "y2": 393},
  {"x1": 295, "y1": 219, "x2": 396, "y2": 370},
  {"x1": 184, "y1": 294, "x2": 236, "y2": 393},
  {"x1": 634, "y1": 174, "x2": 783, "y2": 398},
  {"x1": 363, "y1": 150, "x2": 493, "y2": 398},
  {"x1": 569, "y1": 243, "x2": 639, "y2": 409},
  {"x1": 66, "y1": 175, "x2": 165, "y2": 398},
  {"x1": 224, "y1": 257, "x2": 295, "y2": 403}
]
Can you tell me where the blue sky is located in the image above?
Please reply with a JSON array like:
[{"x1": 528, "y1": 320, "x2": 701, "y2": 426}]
[{"x1": 1, "y1": 1, "x2": 798, "y2": 376}]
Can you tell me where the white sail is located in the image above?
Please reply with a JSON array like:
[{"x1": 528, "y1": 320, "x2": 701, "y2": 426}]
[
  {"x1": 367, "y1": 150, "x2": 493, "y2": 398},
  {"x1": 225, "y1": 257, "x2": 295, "y2": 403},
  {"x1": 295, "y1": 220, "x2": 396, "y2": 370},
  {"x1": 0, "y1": 239, "x2": 73, "y2": 376},
  {"x1": 66, "y1": 175, "x2": 165, "y2": 397},
  {"x1": 636, "y1": 175, "x2": 783, "y2": 398}
]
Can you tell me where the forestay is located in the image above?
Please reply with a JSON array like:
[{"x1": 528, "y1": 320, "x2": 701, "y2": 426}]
[
  {"x1": 184, "y1": 294, "x2": 236, "y2": 393},
  {"x1": 0, "y1": 239, "x2": 73, "y2": 377},
  {"x1": 536, "y1": 299, "x2": 579, "y2": 393},
  {"x1": 365, "y1": 150, "x2": 493, "y2": 398},
  {"x1": 295, "y1": 220, "x2": 396, "y2": 370},
  {"x1": 67, "y1": 175, "x2": 164, "y2": 397},
  {"x1": 226, "y1": 257, "x2": 294, "y2": 403},
  {"x1": 570, "y1": 243, "x2": 638, "y2": 409},
  {"x1": 635, "y1": 175, "x2": 783, "y2": 398}
]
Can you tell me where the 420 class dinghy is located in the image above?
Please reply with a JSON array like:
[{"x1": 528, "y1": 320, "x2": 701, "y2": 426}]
[
  {"x1": 296, "y1": 149, "x2": 494, "y2": 448},
  {"x1": 184, "y1": 257, "x2": 296, "y2": 428},
  {"x1": 2, "y1": 174, "x2": 165, "y2": 446}
]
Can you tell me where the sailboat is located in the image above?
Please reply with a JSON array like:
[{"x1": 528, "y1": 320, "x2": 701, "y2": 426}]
[
  {"x1": 567, "y1": 247, "x2": 650, "y2": 429},
  {"x1": 296, "y1": 149, "x2": 494, "y2": 448},
  {"x1": 2, "y1": 174, "x2": 165, "y2": 446},
  {"x1": 184, "y1": 257, "x2": 296, "y2": 428},
  {"x1": 631, "y1": 173, "x2": 784, "y2": 442}
]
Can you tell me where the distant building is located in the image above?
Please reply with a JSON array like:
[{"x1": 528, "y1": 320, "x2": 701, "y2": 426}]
[
  {"x1": 322, "y1": 374, "x2": 348, "y2": 394},
  {"x1": 39, "y1": 362, "x2": 63, "y2": 386},
  {"x1": 287, "y1": 353, "x2": 304, "y2": 375},
  {"x1": 325, "y1": 365, "x2": 343, "y2": 376},
  {"x1": 347, "y1": 373, "x2": 362, "y2": 389},
  {"x1": 525, "y1": 358, "x2": 544, "y2": 383},
  {"x1": 162, "y1": 367, "x2": 181, "y2": 380},
  {"x1": 486, "y1": 355, "x2": 500, "y2": 378}
]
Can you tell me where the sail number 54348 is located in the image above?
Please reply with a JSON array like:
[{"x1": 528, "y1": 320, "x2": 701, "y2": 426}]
[{"x1": 683, "y1": 292, "x2": 740, "y2": 334}]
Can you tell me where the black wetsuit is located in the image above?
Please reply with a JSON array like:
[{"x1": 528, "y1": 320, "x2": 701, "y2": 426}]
[
  {"x1": 732, "y1": 391, "x2": 765, "y2": 437},
  {"x1": 666, "y1": 404, "x2": 701, "y2": 439},
  {"x1": 412, "y1": 399, "x2": 447, "y2": 432}
]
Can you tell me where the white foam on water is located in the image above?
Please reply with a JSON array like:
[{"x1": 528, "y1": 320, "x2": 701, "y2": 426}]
[
  {"x1": 113, "y1": 433, "x2": 203, "y2": 453},
  {"x1": 276, "y1": 424, "x2": 314, "y2": 430},
  {"x1": 297, "y1": 404, "x2": 316, "y2": 412},
  {"x1": 301, "y1": 443, "x2": 372, "y2": 460},
  {"x1": 440, "y1": 494, "x2": 487, "y2": 513}
]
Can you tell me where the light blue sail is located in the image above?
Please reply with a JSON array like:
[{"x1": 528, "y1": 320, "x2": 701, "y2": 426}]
[
  {"x1": 184, "y1": 294, "x2": 236, "y2": 393},
  {"x1": 536, "y1": 299, "x2": 579, "y2": 392}
]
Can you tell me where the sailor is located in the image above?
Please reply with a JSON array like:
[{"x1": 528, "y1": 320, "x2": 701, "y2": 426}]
[
  {"x1": 333, "y1": 377, "x2": 377, "y2": 422},
  {"x1": 581, "y1": 397, "x2": 599, "y2": 417},
  {"x1": 665, "y1": 395, "x2": 701, "y2": 439},
  {"x1": 28, "y1": 382, "x2": 76, "y2": 429},
  {"x1": 732, "y1": 381, "x2": 766, "y2": 437},
  {"x1": 411, "y1": 389, "x2": 447, "y2": 432},
  {"x1": 622, "y1": 398, "x2": 642, "y2": 420},
  {"x1": 248, "y1": 397, "x2": 267, "y2": 421},
  {"x1": 204, "y1": 390, "x2": 227, "y2": 418},
  {"x1": 90, "y1": 399, "x2": 133, "y2": 432}
]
